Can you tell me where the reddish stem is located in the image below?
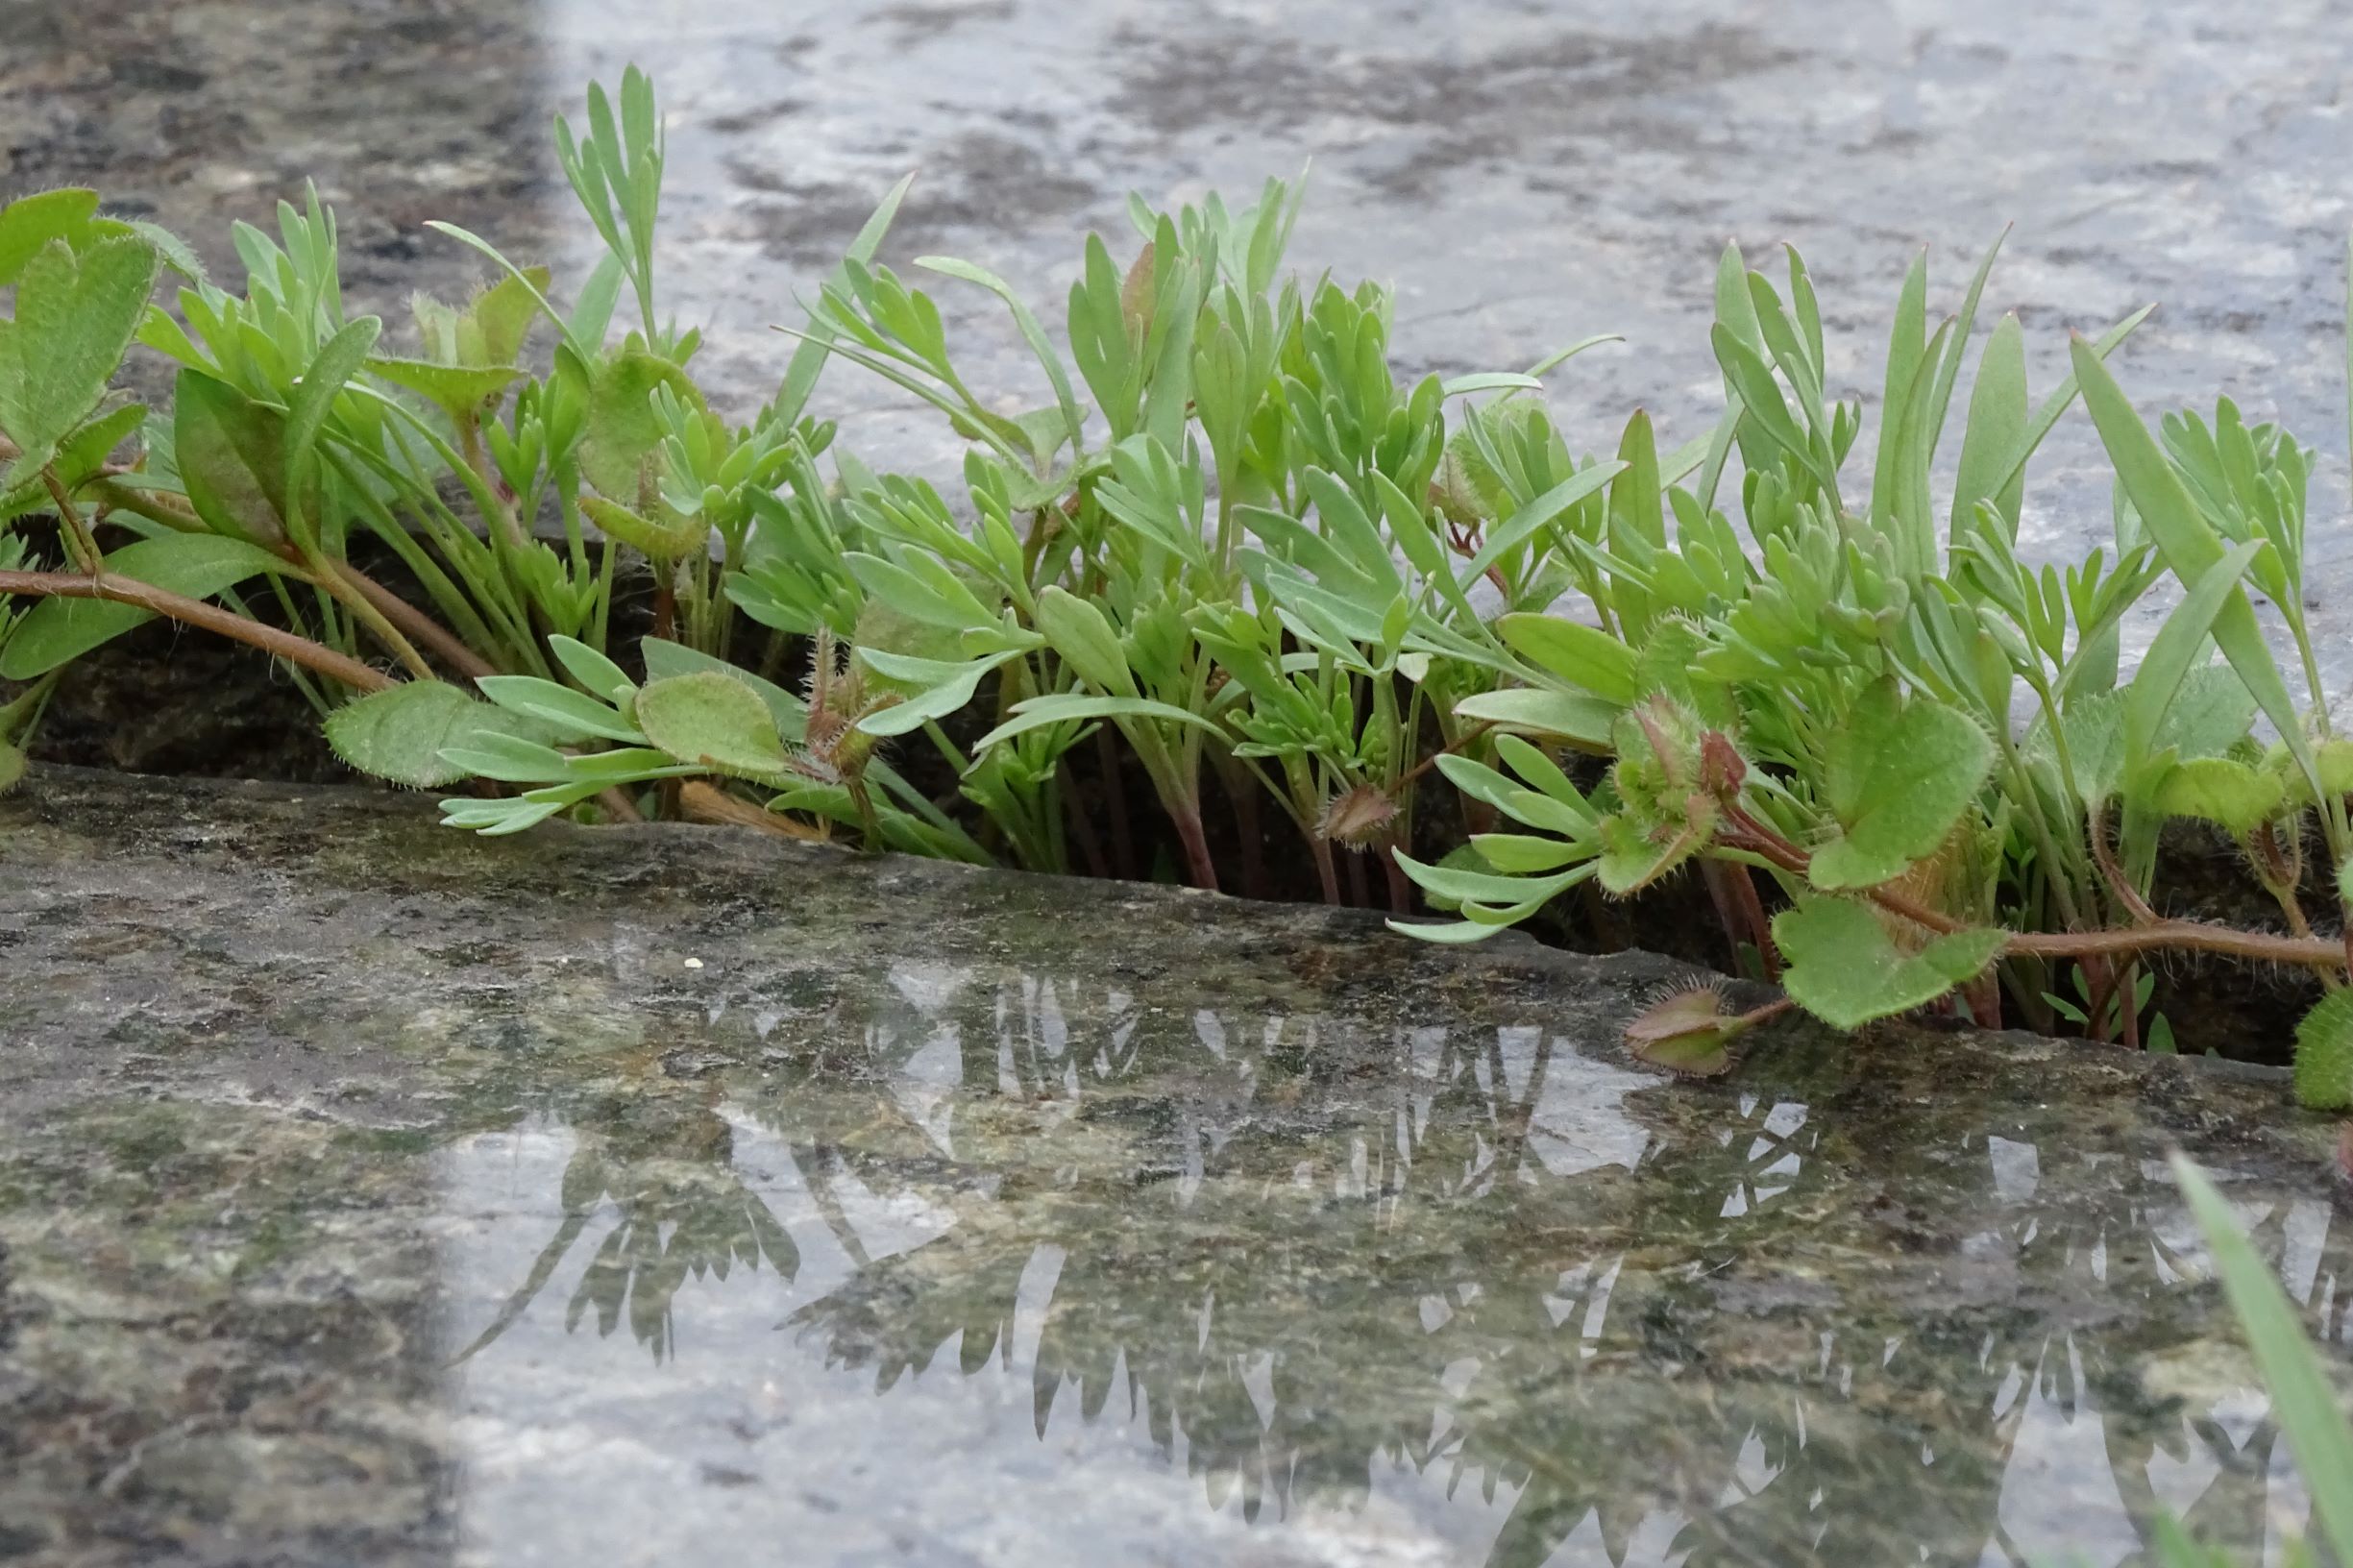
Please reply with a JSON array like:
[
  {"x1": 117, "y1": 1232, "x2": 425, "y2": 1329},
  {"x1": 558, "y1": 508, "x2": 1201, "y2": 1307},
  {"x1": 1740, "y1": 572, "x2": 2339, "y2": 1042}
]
[{"x1": 0, "y1": 570, "x2": 392, "y2": 692}]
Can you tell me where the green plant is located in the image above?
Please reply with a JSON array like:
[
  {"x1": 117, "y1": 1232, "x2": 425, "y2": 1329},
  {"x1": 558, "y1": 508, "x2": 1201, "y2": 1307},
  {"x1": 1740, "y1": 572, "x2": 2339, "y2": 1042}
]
[
  {"x1": 1385, "y1": 238, "x2": 2353, "y2": 1097},
  {"x1": 2138, "y1": 1155, "x2": 2353, "y2": 1567},
  {"x1": 8, "y1": 71, "x2": 2353, "y2": 1098}
]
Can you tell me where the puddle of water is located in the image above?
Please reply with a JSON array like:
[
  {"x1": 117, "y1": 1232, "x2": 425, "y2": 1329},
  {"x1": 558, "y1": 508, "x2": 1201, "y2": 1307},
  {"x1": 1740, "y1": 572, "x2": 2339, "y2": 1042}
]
[{"x1": 323, "y1": 966, "x2": 2345, "y2": 1564}]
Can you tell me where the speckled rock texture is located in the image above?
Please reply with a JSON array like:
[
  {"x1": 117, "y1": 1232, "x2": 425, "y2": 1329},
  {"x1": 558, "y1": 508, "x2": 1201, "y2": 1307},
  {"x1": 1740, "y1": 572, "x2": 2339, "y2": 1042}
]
[
  {"x1": 9, "y1": 3, "x2": 2353, "y2": 1560},
  {"x1": 0, "y1": 766, "x2": 2347, "y2": 1566}
]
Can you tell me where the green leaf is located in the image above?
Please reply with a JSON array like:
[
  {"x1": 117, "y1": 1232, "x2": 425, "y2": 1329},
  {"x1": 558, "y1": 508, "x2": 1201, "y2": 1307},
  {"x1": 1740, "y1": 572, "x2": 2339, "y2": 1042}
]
[
  {"x1": 633, "y1": 671, "x2": 795, "y2": 780},
  {"x1": 0, "y1": 188, "x2": 101, "y2": 285},
  {"x1": 367, "y1": 356, "x2": 525, "y2": 414},
  {"x1": 548, "y1": 634, "x2": 637, "y2": 704},
  {"x1": 1870, "y1": 250, "x2": 1928, "y2": 532},
  {"x1": 437, "y1": 731, "x2": 576, "y2": 783},
  {"x1": 844, "y1": 551, "x2": 993, "y2": 632},
  {"x1": 2071, "y1": 337, "x2": 2319, "y2": 798},
  {"x1": 325, "y1": 681, "x2": 544, "y2": 789},
  {"x1": 1469, "y1": 832, "x2": 1585, "y2": 873},
  {"x1": 2122, "y1": 541, "x2": 2266, "y2": 792},
  {"x1": 1034, "y1": 585, "x2": 1137, "y2": 697},
  {"x1": 1496, "y1": 613, "x2": 1640, "y2": 704},
  {"x1": 0, "y1": 533, "x2": 288, "y2": 678},
  {"x1": 1457, "y1": 459, "x2": 1625, "y2": 587},
  {"x1": 174, "y1": 368, "x2": 293, "y2": 544},
  {"x1": 1774, "y1": 897, "x2": 2006, "y2": 1029},
  {"x1": 1808, "y1": 680, "x2": 1993, "y2": 891},
  {"x1": 972, "y1": 692, "x2": 1217, "y2": 752},
  {"x1": 2292, "y1": 988, "x2": 2353, "y2": 1112},
  {"x1": 854, "y1": 647, "x2": 1024, "y2": 737},
  {"x1": 476, "y1": 674, "x2": 647, "y2": 744},
  {"x1": 0, "y1": 233, "x2": 159, "y2": 481},
  {"x1": 1950, "y1": 313, "x2": 2026, "y2": 538},
  {"x1": 284, "y1": 316, "x2": 380, "y2": 496},
  {"x1": 1384, "y1": 917, "x2": 1508, "y2": 945},
  {"x1": 914, "y1": 254, "x2": 1083, "y2": 454},
  {"x1": 1439, "y1": 372, "x2": 1544, "y2": 396},
  {"x1": 1393, "y1": 848, "x2": 1587, "y2": 908},
  {"x1": 1451, "y1": 687, "x2": 1621, "y2": 750},
  {"x1": 2149, "y1": 756, "x2": 2283, "y2": 835},
  {"x1": 774, "y1": 175, "x2": 915, "y2": 429},
  {"x1": 2170, "y1": 1156, "x2": 2353, "y2": 1562}
]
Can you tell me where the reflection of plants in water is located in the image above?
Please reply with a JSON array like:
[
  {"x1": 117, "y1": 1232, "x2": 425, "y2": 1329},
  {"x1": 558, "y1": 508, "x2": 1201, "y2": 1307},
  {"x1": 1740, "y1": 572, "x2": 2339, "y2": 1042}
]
[
  {"x1": 466, "y1": 968, "x2": 2348, "y2": 1560},
  {"x1": 453, "y1": 1088, "x2": 797, "y2": 1364}
]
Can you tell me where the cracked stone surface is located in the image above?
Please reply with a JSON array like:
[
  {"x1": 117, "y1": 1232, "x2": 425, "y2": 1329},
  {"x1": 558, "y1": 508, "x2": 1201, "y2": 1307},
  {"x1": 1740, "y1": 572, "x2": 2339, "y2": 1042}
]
[{"x1": 0, "y1": 766, "x2": 2347, "y2": 1565}]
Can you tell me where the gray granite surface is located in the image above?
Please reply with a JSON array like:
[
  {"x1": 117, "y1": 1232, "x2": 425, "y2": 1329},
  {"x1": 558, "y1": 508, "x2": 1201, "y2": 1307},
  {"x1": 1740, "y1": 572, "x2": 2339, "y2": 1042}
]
[
  {"x1": 0, "y1": 765, "x2": 2348, "y2": 1566},
  {"x1": 10, "y1": 5, "x2": 2353, "y2": 1563},
  {"x1": 8, "y1": 0, "x2": 2353, "y2": 683}
]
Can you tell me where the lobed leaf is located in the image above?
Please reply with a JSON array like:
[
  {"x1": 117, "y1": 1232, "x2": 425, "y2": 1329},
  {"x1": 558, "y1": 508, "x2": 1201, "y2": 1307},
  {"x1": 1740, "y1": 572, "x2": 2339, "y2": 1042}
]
[
  {"x1": 1774, "y1": 897, "x2": 2005, "y2": 1029},
  {"x1": 1808, "y1": 679, "x2": 1993, "y2": 891}
]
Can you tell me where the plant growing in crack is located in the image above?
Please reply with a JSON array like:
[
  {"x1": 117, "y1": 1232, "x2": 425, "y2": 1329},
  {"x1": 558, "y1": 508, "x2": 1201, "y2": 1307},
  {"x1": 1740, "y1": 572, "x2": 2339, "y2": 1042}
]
[
  {"x1": 1390, "y1": 236, "x2": 2353, "y2": 1103},
  {"x1": 6, "y1": 68, "x2": 2353, "y2": 1103}
]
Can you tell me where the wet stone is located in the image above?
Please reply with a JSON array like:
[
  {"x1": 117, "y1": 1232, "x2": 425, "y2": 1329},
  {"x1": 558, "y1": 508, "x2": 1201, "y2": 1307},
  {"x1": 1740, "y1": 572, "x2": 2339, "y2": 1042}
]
[{"x1": 0, "y1": 766, "x2": 2347, "y2": 1566}]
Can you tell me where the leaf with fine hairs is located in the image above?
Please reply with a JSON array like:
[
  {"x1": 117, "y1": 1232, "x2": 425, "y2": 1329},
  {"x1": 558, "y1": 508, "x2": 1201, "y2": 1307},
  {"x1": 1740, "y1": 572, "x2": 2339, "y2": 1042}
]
[
  {"x1": 0, "y1": 233, "x2": 158, "y2": 483},
  {"x1": 327, "y1": 681, "x2": 549, "y2": 789},
  {"x1": 1807, "y1": 678, "x2": 1993, "y2": 891},
  {"x1": 634, "y1": 671, "x2": 796, "y2": 782},
  {"x1": 1624, "y1": 986, "x2": 1744, "y2": 1078},
  {"x1": 2293, "y1": 988, "x2": 2353, "y2": 1111},
  {"x1": 1773, "y1": 896, "x2": 2004, "y2": 1030}
]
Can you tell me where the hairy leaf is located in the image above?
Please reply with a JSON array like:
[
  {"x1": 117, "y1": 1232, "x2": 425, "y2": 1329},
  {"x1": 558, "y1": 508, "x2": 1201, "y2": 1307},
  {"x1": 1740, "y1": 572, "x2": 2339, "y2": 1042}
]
[
  {"x1": 0, "y1": 188, "x2": 102, "y2": 285},
  {"x1": 0, "y1": 233, "x2": 158, "y2": 482},
  {"x1": 2150, "y1": 756, "x2": 2283, "y2": 835},
  {"x1": 1624, "y1": 986, "x2": 1747, "y2": 1078},
  {"x1": 634, "y1": 671, "x2": 795, "y2": 780},
  {"x1": 368, "y1": 356, "x2": 525, "y2": 414},
  {"x1": 1774, "y1": 897, "x2": 2005, "y2": 1029},
  {"x1": 1808, "y1": 680, "x2": 1993, "y2": 891},
  {"x1": 2292, "y1": 988, "x2": 2353, "y2": 1112},
  {"x1": 326, "y1": 681, "x2": 545, "y2": 789}
]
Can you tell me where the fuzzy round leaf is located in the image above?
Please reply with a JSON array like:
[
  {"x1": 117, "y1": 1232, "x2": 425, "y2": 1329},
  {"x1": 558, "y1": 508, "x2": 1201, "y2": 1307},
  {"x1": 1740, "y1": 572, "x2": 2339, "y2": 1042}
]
[{"x1": 633, "y1": 671, "x2": 795, "y2": 781}]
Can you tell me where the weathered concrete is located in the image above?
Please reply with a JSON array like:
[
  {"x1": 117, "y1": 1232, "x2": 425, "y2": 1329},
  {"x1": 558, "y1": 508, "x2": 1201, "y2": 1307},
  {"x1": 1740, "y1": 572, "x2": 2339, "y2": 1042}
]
[{"x1": 0, "y1": 766, "x2": 2346, "y2": 1565}]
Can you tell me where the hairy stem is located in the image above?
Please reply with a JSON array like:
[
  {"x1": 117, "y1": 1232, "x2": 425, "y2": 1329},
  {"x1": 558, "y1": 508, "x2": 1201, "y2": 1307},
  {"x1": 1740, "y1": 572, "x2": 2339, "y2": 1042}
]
[
  {"x1": 327, "y1": 559, "x2": 497, "y2": 680},
  {"x1": 1720, "y1": 799, "x2": 2352, "y2": 977},
  {"x1": 40, "y1": 470, "x2": 105, "y2": 576},
  {"x1": 0, "y1": 570, "x2": 393, "y2": 692}
]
